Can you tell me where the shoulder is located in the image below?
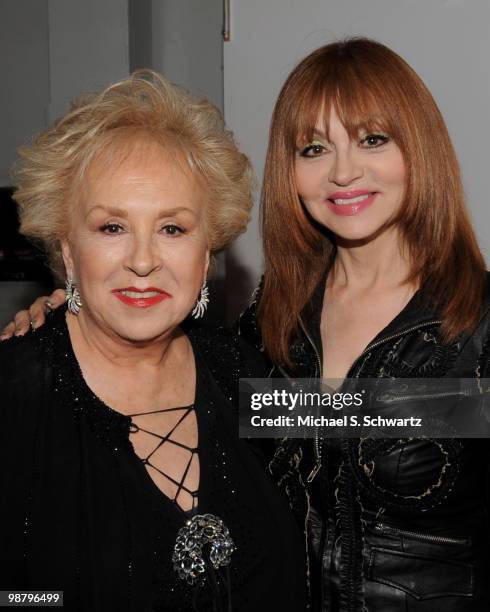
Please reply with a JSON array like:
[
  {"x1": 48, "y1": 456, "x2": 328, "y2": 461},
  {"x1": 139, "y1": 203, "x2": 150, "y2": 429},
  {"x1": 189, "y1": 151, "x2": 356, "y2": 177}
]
[
  {"x1": 187, "y1": 321, "x2": 238, "y2": 361},
  {"x1": 475, "y1": 273, "x2": 490, "y2": 376},
  {"x1": 476, "y1": 272, "x2": 490, "y2": 338},
  {"x1": 484, "y1": 271, "x2": 490, "y2": 308},
  {"x1": 0, "y1": 331, "x2": 41, "y2": 384},
  {"x1": 0, "y1": 308, "x2": 67, "y2": 402},
  {"x1": 0, "y1": 330, "x2": 47, "y2": 433},
  {"x1": 186, "y1": 321, "x2": 239, "y2": 403},
  {"x1": 455, "y1": 272, "x2": 490, "y2": 377}
]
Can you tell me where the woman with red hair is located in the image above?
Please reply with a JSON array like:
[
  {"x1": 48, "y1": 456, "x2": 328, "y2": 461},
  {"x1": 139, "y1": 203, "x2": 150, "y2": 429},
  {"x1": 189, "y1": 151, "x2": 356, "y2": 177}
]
[{"x1": 240, "y1": 38, "x2": 490, "y2": 612}]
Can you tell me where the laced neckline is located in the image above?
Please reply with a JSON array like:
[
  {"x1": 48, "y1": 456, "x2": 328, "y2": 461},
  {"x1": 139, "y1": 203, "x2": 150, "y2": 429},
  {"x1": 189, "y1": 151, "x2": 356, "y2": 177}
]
[
  {"x1": 128, "y1": 404, "x2": 199, "y2": 513},
  {"x1": 38, "y1": 308, "x2": 201, "y2": 514}
]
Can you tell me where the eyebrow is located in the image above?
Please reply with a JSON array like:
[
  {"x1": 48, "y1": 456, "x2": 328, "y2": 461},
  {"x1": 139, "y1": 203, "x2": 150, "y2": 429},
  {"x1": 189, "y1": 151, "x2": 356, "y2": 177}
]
[
  {"x1": 307, "y1": 126, "x2": 385, "y2": 141},
  {"x1": 85, "y1": 205, "x2": 198, "y2": 219}
]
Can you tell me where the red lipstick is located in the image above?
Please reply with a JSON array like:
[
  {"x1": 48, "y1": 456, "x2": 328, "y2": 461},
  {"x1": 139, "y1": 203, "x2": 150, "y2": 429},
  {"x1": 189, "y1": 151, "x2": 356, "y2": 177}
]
[{"x1": 111, "y1": 287, "x2": 171, "y2": 308}]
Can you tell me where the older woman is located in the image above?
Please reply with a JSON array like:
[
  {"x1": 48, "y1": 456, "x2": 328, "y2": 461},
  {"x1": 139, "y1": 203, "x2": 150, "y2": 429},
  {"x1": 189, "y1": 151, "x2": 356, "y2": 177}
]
[{"x1": 0, "y1": 71, "x2": 306, "y2": 611}]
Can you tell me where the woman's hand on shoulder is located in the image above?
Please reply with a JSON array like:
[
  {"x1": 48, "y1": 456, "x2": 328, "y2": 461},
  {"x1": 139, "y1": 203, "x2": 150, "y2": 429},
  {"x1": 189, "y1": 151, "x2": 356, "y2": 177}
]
[{"x1": 0, "y1": 289, "x2": 66, "y2": 340}]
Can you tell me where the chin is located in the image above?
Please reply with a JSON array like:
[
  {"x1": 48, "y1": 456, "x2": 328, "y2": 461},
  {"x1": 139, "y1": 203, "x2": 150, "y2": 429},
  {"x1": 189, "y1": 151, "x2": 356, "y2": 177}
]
[
  {"x1": 118, "y1": 328, "x2": 170, "y2": 344},
  {"x1": 109, "y1": 317, "x2": 176, "y2": 345},
  {"x1": 318, "y1": 211, "x2": 397, "y2": 244},
  {"x1": 326, "y1": 223, "x2": 384, "y2": 244}
]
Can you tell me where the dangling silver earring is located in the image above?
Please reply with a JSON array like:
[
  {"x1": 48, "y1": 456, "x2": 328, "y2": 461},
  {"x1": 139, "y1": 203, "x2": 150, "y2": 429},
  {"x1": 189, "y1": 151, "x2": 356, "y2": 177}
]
[
  {"x1": 66, "y1": 278, "x2": 82, "y2": 315},
  {"x1": 191, "y1": 282, "x2": 209, "y2": 319}
]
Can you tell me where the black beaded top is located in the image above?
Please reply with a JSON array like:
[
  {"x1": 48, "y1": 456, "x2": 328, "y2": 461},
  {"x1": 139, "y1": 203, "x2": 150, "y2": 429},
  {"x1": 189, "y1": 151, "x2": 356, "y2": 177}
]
[{"x1": 0, "y1": 308, "x2": 306, "y2": 611}]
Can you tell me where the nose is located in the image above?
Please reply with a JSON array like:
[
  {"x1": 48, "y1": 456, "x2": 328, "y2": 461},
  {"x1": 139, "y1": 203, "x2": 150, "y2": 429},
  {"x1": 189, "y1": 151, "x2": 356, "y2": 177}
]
[
  {"x1": 328, "y1": 150, "x2": 363, "y2": 186},
  {"x1": 125, "y1": 234, "x2": 162, "y2": 277}
]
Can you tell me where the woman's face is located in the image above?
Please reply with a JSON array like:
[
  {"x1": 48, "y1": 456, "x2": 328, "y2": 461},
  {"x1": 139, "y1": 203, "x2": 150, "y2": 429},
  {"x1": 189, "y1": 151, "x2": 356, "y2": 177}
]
[
  {"x1": 62, "y1": 140, "x2": 209, "y2": 344},
  {"x1": 295, "y1": 107, "x2": 406, "y2": 242}
]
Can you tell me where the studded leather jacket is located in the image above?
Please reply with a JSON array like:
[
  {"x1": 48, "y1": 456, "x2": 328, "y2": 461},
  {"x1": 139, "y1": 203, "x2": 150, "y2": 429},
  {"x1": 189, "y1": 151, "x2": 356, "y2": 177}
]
[{"x1": 239, "y1": 273, "x2": 490, "y2": 612}]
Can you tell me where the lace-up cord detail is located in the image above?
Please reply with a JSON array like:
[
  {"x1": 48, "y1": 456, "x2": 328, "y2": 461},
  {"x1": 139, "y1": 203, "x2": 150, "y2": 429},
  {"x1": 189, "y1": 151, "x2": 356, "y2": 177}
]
[{"x1": 128, "y1": 405, "x2": 198, "y2": 512}]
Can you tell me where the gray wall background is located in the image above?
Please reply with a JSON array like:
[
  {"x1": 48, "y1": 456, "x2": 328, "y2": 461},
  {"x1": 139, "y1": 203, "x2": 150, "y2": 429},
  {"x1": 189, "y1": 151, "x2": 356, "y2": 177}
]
[
  {"x1": 1, "y1": 0, "x2": 50, "y2": 187},
  {"x1": 0, "y1": 0, "x2": 130, "y2": 186},
  {"x1": 0, "y1": 0, "x2": 223, "y2": 186}
]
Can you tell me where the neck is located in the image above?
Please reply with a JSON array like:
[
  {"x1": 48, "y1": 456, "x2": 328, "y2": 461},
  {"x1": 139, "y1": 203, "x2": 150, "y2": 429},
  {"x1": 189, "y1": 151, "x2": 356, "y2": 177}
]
[
  {"x1": 331, "y1": 226, "x2": 414, "y2": 291},
  {"x1": 66, "y1": 310, "x2": 186, "y2": 372}
]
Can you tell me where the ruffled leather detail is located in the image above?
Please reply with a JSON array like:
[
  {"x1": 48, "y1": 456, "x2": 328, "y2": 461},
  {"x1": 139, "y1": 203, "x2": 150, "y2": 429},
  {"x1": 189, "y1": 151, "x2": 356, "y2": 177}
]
[
  {"x1": 357, "y1": 329, "x2": 459, "y2": 379},
  {"x1": 337, "y1": 440, "x2": 365, "y2": 612},
  {"x1": 268, "y1": 438, "x2": 308, "y2": 527},
  {"x1": 348, "y1": 438, "x2": 463, "y2": 512}
]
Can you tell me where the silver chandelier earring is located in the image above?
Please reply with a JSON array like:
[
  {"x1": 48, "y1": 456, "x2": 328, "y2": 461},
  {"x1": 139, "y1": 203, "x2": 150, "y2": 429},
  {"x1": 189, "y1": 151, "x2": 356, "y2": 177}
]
[
  {"x1": 191, "y1": 282, "x2": 209, "y2": 319},
  {"x1": 65, "y1": 278, "x2": 82, "y2": 315}
]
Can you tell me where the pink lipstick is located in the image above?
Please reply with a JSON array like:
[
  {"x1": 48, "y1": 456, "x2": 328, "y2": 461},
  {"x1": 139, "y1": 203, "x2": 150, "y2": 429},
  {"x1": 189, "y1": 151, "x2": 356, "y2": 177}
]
[
  {"x1": 327, "y1": 190, "x2": 377, "y2": 216},
  {"x1": 112, "y1": 287, "x2": 171, "y2": 308}
]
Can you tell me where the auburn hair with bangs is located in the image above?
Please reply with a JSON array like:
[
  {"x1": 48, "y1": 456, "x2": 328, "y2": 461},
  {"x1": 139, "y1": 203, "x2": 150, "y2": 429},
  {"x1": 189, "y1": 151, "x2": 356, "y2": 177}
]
[{"x1": 259, "y1": 37, "x2": 486, "y2": 367}]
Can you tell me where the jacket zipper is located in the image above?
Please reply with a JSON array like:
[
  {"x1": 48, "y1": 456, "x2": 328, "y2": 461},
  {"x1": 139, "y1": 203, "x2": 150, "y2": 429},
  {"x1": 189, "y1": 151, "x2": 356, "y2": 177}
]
[
  {"x1": 300, "y1": 318, "x2": 442, "y2": 483},
  {"x1": 373, "y1": 522, "x2": 470, "y2": 545},
  {"x1": 357, "y1": 320, "x2": 442, "y2": 358},
  {"x1": 379, "y1": 390, "x2": 468, "y2": 403}
]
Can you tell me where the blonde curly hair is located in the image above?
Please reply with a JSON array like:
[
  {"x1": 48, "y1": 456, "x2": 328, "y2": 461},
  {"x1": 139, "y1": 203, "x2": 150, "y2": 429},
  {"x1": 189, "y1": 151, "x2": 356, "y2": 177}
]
[{"x1": 12, "y1": 70, "x2": 254, "y2": 279}]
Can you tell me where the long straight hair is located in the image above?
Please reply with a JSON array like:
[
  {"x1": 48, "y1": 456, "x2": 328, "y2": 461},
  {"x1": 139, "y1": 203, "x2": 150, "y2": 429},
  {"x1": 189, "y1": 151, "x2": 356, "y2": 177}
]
[{"x1": 259, "y1": 38, "x2": 486, "y2": 367}]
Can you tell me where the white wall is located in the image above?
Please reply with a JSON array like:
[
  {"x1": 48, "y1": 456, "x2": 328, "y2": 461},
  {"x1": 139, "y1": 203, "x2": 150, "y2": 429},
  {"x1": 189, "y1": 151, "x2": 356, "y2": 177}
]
[{"x1": 224, "y1": 0, "x2": 490, "y2": 312}]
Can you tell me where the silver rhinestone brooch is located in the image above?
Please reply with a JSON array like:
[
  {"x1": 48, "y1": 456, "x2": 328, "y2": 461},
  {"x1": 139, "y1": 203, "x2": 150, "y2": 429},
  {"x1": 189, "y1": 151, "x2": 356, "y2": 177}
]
[{"x1": 172, "y1": 513, "x2": 235, "y2": 586}]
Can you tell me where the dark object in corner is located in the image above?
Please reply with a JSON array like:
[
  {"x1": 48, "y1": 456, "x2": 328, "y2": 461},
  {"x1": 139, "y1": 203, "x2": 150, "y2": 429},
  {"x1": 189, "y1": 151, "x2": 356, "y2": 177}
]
[{"x1": 0, "y1": 187, "x2": 53, "y2": 283}]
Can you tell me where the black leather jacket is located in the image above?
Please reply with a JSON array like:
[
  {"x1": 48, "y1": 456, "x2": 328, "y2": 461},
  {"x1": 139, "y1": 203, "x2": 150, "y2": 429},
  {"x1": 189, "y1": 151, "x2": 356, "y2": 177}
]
[{"x1": 239, "y1": 273, "x2": 490, "y2": 612}]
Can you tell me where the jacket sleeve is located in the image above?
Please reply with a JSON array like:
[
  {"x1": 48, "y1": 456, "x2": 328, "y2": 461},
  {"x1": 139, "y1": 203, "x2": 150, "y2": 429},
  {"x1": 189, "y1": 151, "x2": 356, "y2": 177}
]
[{"x1": 477, "y1": 312, "x2": 490, "y2": 378}]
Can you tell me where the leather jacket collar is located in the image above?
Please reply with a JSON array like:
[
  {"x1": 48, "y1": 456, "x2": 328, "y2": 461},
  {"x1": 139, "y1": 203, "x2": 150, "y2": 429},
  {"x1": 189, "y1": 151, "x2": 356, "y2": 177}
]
[{"x1": 292, "y1": 273, "x2": 490, "y2": 379}]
